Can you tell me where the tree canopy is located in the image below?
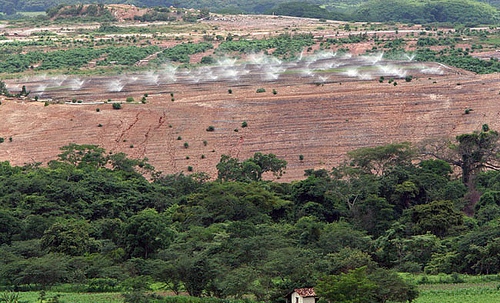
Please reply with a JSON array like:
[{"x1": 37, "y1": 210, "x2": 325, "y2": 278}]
[{"x1": 0, "y1": 127, "x2": 500, "y2": 300}]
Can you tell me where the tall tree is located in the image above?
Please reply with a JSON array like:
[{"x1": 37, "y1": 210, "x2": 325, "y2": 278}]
[
  {"x1": 123, "y1": 208, "x2": 173, "y2": 258},
  {"x1": 40, "y1": 219, "x2": 92, "y2": 256},
  {"x1": 216, "y1": 153, "x2": 287, "y2": 182},
  {"x1": 421, "y1": 126, "x2": 500, "y2": 186},
  {"x1": 347, "y1": 142, "x2": 415, "y2": 176}
]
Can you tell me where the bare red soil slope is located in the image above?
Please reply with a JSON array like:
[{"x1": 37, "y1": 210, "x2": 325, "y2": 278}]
[{"x1": 1, "y1": 62, "x2": 498, "y2": 181}]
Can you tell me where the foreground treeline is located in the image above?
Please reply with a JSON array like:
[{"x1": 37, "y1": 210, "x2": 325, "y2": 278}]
[{"x1": 1, "y1": 126, "x2": 500, "y2": 302}]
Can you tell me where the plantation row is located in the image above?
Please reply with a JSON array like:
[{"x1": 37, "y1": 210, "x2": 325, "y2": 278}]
[
  {"x1": 1, "y1": 30, "x2": 500, "y2": 75},
  {"x1": 0, "y1": 34, "x2": 317, "y2": 74}
]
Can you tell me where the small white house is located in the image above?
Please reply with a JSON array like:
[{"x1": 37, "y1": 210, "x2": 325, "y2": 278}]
[{"x1": 287, "y1": 288, "x2": 318, "y2": 303}]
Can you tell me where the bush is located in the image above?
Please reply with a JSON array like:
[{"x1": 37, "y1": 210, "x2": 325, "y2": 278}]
[
  {"x1": 126, "y1": 96, "x2": 134, "y2": 102},
  {"x1": 256, "y1": 88, "x2": 266, "y2": 93},
  {"x1": 201, "y1": 56, "x2": 215, "y2": 64},
  {"x1": 86, "y1": 278, "x2": 119, "y2": 292},
  {"x1": 112, "y1": 103, "x2": 122, "y2": 110},
  {"x1": 206, "y1": 126, "x2": 215, "y2": 132},
  {"x1": 184, "y1": 142, "x2": 189, "y2": 148},
  {"x1": 241, "y1": 121, "x2": 248, "y2": 128}
]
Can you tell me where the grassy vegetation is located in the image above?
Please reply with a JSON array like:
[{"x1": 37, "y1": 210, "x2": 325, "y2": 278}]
[
  {"x1": 416, "y1": 282, "x2": 500, "y2": 303},
  {"x1": 9, "y1": 280, "x2": 500, "y2": 303},
  {"x1": 15, "y1": 291, "x2": 123, "y2": 303}
]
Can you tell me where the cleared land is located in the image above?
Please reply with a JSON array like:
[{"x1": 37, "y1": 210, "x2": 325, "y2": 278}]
[{"x1": 1, "y1": 13, "x2": 499, "y2": 181}]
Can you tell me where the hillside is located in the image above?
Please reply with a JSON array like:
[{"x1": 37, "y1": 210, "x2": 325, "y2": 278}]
[
  {"x1": 1, "y1": 14, "x2": 500, "y2": 181},
  {"x1": 1, "y1": 0, "x2": 499, "y2": 23}
]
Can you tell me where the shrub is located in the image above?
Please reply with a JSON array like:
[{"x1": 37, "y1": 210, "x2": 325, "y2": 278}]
[
  {"x1": 203, "y1": 140, "x2": 208, "y2": 146},
  {"x1": 126, "y1": 96, "x2": 134, "y2": 102},
  {"x1": 112, "y1": 103, "x2": 122, "y2": 109},
  {"x1": 206, "y1": 126, "x2": 215, "y2": 132},
  {"x1": 201, "y1": 56, "x2": 215, "y2": 64},
  {"x1": 272, "y1": 89, "x2": 277, "y2": 95},
  {"x1": 0, "y1": 291, "x2": 20, "y2": 303},
  {"x1": 86, "y1": 278, "x2": 119, "y2": 292},
  {"x1": 187, "y1": 166, "x2": 193, "y2": 172},
  {"x1": 256, "y1": 88, "x2": 266, "y2": 93},
  {"x1": 241, "y1": 121, "x2": 248, "y2": 128},
  {"x1": 299, "y1": 154, "x2": 304, "y2": 161},
  {"x1": 96, "y1": 108, "x2": 100, "y2": 112},
  {"x1": 405, "y1": 75, "x2": 413, "y2": 82},
  {"x1": 0, "y1": 138, "x2": 4, "y2": 143},
  {"x1": 184, "y1": 142, "x2": 189, "y2": 148},
  {"x1": 228, "y1": 88, "x2": 232, "y2": 94},
  {"x1": 177, "y1": 136, "x2": 182, "y2": 140}
]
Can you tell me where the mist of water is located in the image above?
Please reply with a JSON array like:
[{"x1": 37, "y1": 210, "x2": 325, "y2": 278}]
[
  {"x1": 107, "y1": 79, "x2": 125, "y2": 92},
  {"x1": 69, "y1": 78, "x2": 85, "y2": 91},
  {"x1": 404, "y1": 53, "x2": 416, "y2": 61},
  {"x1": 377, "y1": 64, "x2": 407, "y2": 78},
  {"x1": 362, "y1": 52, "x2": 384, "y2": 65}
]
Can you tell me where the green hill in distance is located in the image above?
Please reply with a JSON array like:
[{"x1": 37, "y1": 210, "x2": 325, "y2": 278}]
[{"x1": 1, "y1": 0, "x2": 499, "y2": 26}]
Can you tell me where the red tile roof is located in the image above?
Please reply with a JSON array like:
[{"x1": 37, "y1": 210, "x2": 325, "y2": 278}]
[{"x1": 295, "y1": 288, "x2": 316, "y2": 297}]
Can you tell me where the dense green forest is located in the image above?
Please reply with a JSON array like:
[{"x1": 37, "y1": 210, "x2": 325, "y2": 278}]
[
  {"x1": 353, "y1": 0, "x2": 498, "y2": 24},
  {"x1": 2, "y1": 126, "x2": 500, "y2": 302},
  {"x1": 1, "y1": 0, "x2": 499, "y2": 26}
]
